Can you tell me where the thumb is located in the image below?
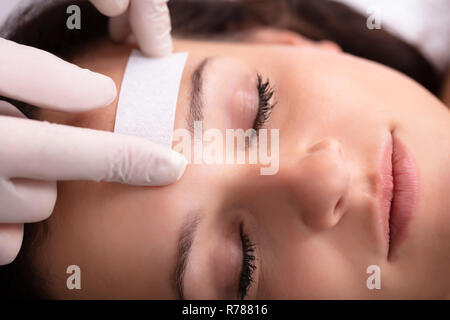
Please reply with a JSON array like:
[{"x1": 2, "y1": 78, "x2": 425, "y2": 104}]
[{"x1": 89, "y1": 0, "x2": 130, "y2": 17}]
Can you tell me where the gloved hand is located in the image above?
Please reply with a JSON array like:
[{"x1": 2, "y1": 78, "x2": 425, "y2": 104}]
[
  {"x1": 89, "y1": 0, "x2": 173, "y2": 57},
  {"x1": 0, "y1": 38, "x2": 187, "y2": 265}
]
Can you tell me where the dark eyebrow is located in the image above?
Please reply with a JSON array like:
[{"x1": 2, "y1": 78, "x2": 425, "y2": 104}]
[
  {"x1": 187, "y1": 57, "x2": 212, "y2": 133},
  {"x1": 173, "y1": 213, "x2": 201, "y2": 300}
]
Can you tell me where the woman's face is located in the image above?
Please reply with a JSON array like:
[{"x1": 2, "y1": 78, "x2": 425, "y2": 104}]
[{"x1": 35, "y1": 33, "x2": 450, "y2": 299}]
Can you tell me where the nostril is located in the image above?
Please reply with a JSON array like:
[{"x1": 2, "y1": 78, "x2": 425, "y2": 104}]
[
  {"x1": 334, "y1": 195, "x2": 347, "y2": 219},
  {"x1": 335, "y1": 197, "x2": 344, "y2": 213},
  {"x1": 290, "y1": 138, "x2": 351, "y2": 230},
  {"x1": 327, "y1": 195, "x2": 347, "y2": 229}
]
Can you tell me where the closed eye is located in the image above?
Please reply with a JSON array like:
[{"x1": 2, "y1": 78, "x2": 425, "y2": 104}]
[
  {"x1": 238, "y1": 222, "x2": 257, "y2": 300},
  {"x1": 253, "y1": 74, "x2": 276, "y2": 131}
]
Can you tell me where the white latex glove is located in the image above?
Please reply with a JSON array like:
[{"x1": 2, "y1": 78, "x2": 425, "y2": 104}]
[
  {"x1": 89, "y1": 0, "x2": 173, "y2": 57},
  {"x1": 0, "y1": 38, "x2": 187, "y2": 265}
]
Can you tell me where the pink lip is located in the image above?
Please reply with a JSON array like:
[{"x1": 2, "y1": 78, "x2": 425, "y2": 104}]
[{"x1": 379, "y1": 132, "x2": 419, "y2": 259}]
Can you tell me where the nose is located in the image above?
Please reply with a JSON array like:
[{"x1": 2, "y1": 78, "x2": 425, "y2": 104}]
[{"x1": 279, "y1": 138, "x2": 351, "y2": 229}]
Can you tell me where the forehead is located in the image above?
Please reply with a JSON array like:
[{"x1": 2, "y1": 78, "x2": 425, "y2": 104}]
[{"x1": 40, "y1": 37, "x2": 411, "y2": 135}]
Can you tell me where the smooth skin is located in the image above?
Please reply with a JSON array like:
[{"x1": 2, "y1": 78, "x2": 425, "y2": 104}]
[{"x1": 34, "y1": 29, "x2": 450, "y2": 299}]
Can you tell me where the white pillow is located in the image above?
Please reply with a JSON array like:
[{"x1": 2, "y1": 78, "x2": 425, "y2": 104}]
[{"x1": 332, "y1": 0, "x2": 450, "y2": 72}]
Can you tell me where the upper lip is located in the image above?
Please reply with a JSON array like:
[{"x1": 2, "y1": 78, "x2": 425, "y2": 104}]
[{"x1": 378, "y1": 132, "x2": 419, "y2": 260}]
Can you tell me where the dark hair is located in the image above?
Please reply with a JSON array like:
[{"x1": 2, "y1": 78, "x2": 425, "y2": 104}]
[{"x1": 0, "y1": 0, "x2": 442, "y2": 299}]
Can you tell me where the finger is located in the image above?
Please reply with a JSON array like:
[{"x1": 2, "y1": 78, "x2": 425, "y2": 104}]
[
  {"x1": 0, "y1": 38, "x2": 117, "y2": 112},
  {"x1": 0, "y1": 116, "x2": 188, "y2": 186},
  {"x1": 0, "y1": 223, "x2": 24, "y2": 266},
  {"x1": 129, "y1": 0, "x2": 173, "y2": 57},
  {"x1": 109, "y1": 10, "x2": 131, "y2": 43},
  {"x1": 90, "y1": 0, "x2": 130, "y2": 17},
  {"x1": 0, "y1": 178, "x2": 56, "y2": 223},
  {"x1": 0, "y1": 100, "x2": 26, "y2": 118},
  {"x1": 126, "y1": 33, "x2": 137, "y2": 46}
]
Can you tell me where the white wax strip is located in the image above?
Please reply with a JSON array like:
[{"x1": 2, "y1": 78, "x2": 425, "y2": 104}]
[{"x1": 114, "y1": 50, "x2": 188, "y2": 147}]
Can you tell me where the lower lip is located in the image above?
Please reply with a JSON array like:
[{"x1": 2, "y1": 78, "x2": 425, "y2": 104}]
[{"x1": 386, "y1": 134, "x2": 419, "y2": 259}]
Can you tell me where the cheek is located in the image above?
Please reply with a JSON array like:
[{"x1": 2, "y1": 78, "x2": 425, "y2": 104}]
[
  {"x1": 42, "y1": 181, "x2": 184, "y2": 298},
  {"x1": 265, "y1": 232, "x2": 367, "y2": 299}
]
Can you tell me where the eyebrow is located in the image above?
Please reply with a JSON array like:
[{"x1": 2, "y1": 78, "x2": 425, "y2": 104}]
[
  {"x1": 187, "y1": 57, "x2": 212, "y2": 133},
  {"x1": 173, "y1": 213, "x2": 201, "y2": 300}
]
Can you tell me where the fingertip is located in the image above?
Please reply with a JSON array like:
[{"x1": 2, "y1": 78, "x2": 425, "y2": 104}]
[
  {"x1": 141, "y1": 37, "x2": 173, "y2": 58},
  {"x1": 90, "y1": 0, "x2": 130, "y2": 17},
  {"x1": 85, "y1": 70, "x2": 118, "y2": 108},
  {"x1": 0, "y1": 224, "x2": 24, "y2": 266},
  {"x1": 98, "y1": 134, "x2": 188, "y2": 187},
  {"x1": 171, "y1": 151, "x2": 188, "y2": 181},
  {"x1": 104, "y1": 75, "x2": 118, "y2": 105},
  {"x1": 145, "y1": 150, "x2": 187, "y2": 186},
  {"x1": 129, "y1": 0, "x2": 173, "y2": 58}
]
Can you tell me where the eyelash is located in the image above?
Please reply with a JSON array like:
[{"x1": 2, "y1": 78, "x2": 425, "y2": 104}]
[
  {"x1": 235, "y1": 75, "x2": 273, "y2": 298},
  {"x1": 253, "y1": 74, "x2": 276, "y2": 131},
  {"x1": 238, "y1": 222, "x2": 257, "y2": 300}
]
